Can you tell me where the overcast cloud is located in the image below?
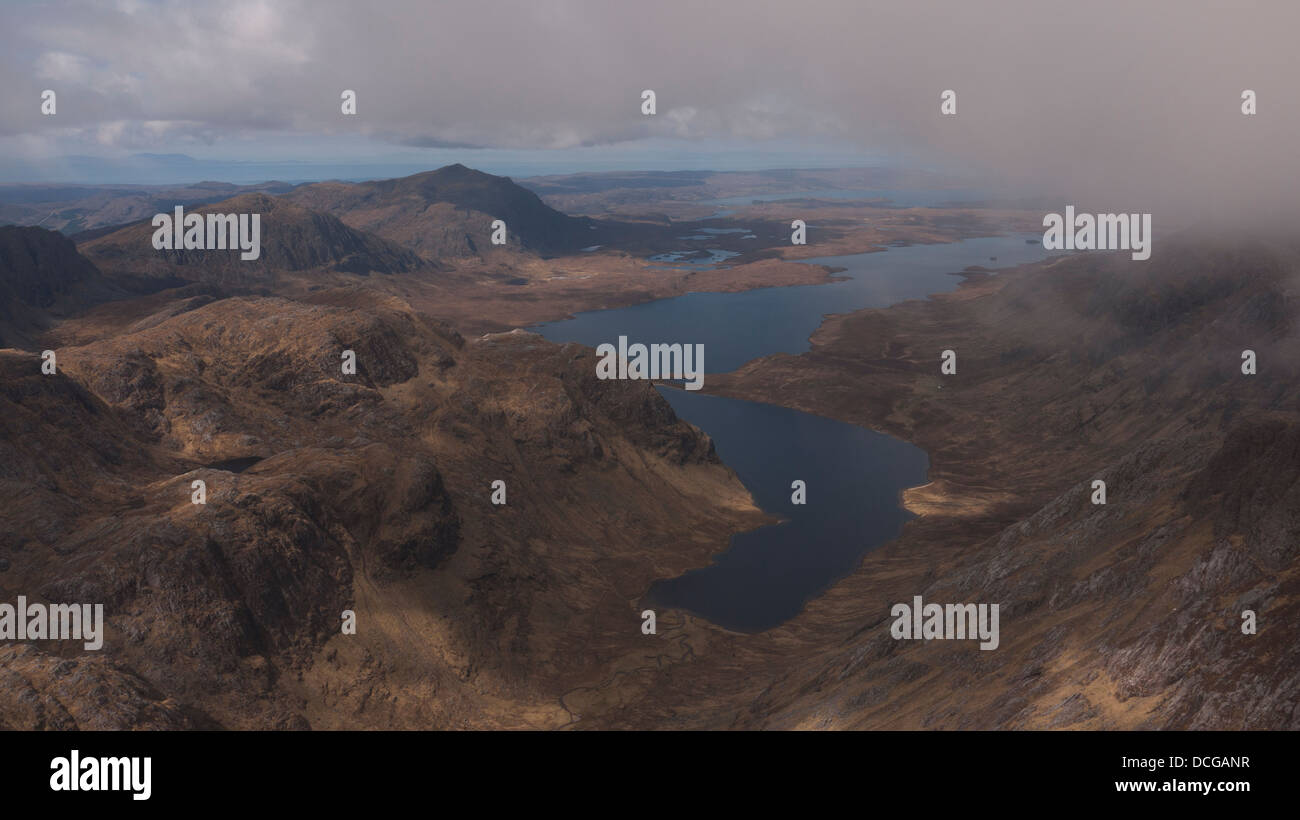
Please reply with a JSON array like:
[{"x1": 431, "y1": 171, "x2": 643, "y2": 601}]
[{"x1": 2, "y1": 0, "x2": 1298, "y2": 224}]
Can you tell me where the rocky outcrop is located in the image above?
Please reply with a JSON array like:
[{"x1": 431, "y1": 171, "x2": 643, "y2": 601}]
[{"x1": 0, "y1": 286, "x2": 762, "y2": 729}]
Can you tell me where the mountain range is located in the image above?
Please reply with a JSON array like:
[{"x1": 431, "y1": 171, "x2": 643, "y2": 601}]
[{"x1": 0, "y1": 164, "x2": 1295, "y2": 729}]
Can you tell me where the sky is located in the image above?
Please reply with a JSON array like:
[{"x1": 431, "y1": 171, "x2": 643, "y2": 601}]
[{"x1": 2, "y1": 0, "x2": 1298, "y2": 226}]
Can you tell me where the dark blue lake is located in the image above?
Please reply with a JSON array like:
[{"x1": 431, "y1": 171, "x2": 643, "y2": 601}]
[
  {"x1": 535, "y1": 235, "x2": 1052, "y2": 372},
  {"x1": 648, "y1": 387, "x2": 928, "y2": 632},
  {"x1": 533, "y1": 233, "x2": 1054, "y2": 632}
]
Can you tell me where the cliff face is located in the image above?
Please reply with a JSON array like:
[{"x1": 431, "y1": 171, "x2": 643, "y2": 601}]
[
  {"x1": 0, "y1": 226, "x2": 119, "y2": 347},
  {"x1": 659, "y1": 239, "x2": 1300, "y2": 729}
]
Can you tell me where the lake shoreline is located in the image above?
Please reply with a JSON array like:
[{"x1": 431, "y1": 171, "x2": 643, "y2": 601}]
[{"x1": 537, "y1": 234, "x2": 1052, "y2": 632}]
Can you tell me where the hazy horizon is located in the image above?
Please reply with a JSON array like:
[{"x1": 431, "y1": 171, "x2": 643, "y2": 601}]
[
  {"x1": 0, "y1": 141, "x2": 905, "y2": 186},
  {"x1": 4, "y1": 0, "x2": 1297, "y2": 228}
]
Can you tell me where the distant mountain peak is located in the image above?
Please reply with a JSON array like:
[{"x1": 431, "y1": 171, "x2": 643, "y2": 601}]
[
  {"x1": 286, "y1": 164, "x2": 593, "y2": 259},
  {"x1": 78, "y1": 193, "x2": 428, "y2": 283}
]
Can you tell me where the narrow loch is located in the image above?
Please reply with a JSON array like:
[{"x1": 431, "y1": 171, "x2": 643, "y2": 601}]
[
  {"x1": 648, "y1": 387, "x2": 928, "y2": 632},
  {"x1": 534, "y1": 234, "x2": 1053, "y2": 632}
]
